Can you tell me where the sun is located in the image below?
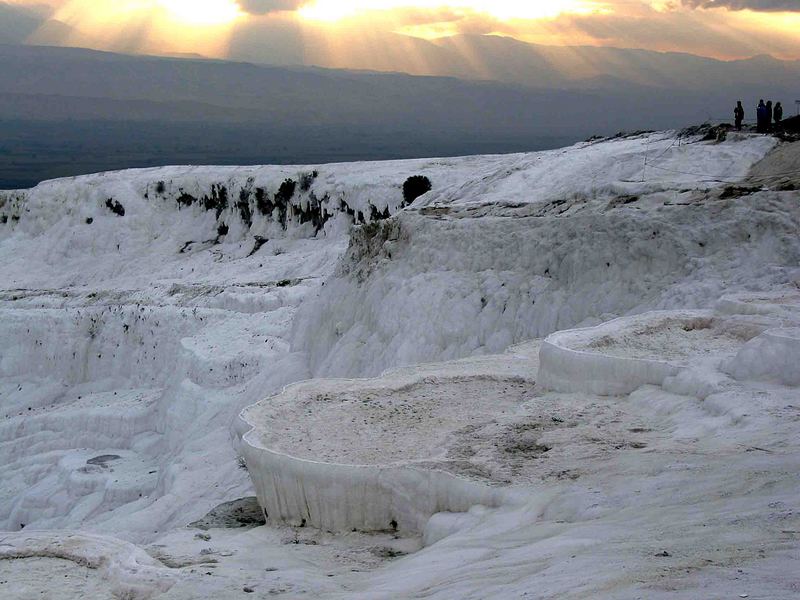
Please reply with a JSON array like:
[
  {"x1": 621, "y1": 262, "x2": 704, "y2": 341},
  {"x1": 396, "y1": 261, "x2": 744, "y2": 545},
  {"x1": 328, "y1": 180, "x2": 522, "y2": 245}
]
[{"x1": 158, "y1": 0, "x2": 243, "y2": 26}]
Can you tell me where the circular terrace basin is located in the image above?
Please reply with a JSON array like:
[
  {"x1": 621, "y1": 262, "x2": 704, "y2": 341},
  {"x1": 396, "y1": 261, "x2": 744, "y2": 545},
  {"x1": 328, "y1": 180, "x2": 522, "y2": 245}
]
[
  {"x1": 538, "y1": 310, "x2": 757, "y2": 395},
  {"x1": 238, "y1": 355, "x2": 536, "y2": 534}
]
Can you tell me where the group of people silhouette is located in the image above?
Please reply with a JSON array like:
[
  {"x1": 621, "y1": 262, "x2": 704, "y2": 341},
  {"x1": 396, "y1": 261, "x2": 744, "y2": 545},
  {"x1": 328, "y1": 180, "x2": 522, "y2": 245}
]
[{"x1": 734, "y1": 99, "x2": 784, "y2": 132}]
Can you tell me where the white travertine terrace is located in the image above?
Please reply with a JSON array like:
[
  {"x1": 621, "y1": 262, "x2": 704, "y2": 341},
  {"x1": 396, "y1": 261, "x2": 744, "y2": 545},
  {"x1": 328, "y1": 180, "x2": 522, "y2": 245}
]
[
  {"x1": 238, "y1": 352, "x2": 538, "y2": 534},
  {"x1": 538, "y1": 310, "x2": 762, "y2": 395},
  {"x1": 240, "y1": 288, "x2": 800, "y2": 536},
  {"x1": 3, "y1": 131, "x2": 800, "y2": 598},
  {"x1": 726, "y1": 327, "x2": 800, "y2": 387}
]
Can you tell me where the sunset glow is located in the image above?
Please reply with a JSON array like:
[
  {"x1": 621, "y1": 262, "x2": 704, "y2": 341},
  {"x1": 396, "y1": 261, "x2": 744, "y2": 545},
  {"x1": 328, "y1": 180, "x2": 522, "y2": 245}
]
[
  {"x1": 298, "y1": 0, "x2": 601, "y2": 23},
  {"x1": 7, "y1": 0, "x2": 800, "y2": 62},
  {"x1": 158, "y1": 0, "x2": 242, "y2": 26}
]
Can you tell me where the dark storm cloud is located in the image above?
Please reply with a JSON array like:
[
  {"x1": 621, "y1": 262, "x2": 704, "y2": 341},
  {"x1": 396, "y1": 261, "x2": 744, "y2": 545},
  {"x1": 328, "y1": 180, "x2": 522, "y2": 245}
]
[
  {"x1": 235, "y1": 0, "x2": 307, "y2": 15},
  {"x1": 683, "y1": 0, "x2": 800, "y2": 10}
]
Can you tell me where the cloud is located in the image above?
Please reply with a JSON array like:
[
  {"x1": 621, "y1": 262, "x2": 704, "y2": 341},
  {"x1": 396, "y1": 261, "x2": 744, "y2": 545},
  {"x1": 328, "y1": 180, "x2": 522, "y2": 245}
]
[
  {"x1": 2, "y1": 0, "x2": 62, "y2": 13},
  {"x1": 0, "y1": 1, "x2": 46, "y2": 43},
  {"x1": 235, "y1": 0, "x2": 307, "y2": 15},
  {"x1": 3, "y1": 0, "x2": 800, "y2": 63},
  {"x1": 682, "y1": 0, "x2": 800, "y2": 10}
]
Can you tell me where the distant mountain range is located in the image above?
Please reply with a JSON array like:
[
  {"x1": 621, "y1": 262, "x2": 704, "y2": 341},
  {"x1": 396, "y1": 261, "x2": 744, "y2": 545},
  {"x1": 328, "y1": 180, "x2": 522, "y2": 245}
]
[
  {"x1": 2, "y1": 42, "x2": 795, "y2": 128},
  {"x1": 230, "y1": 27, "x2": 800, "y2": 94}
]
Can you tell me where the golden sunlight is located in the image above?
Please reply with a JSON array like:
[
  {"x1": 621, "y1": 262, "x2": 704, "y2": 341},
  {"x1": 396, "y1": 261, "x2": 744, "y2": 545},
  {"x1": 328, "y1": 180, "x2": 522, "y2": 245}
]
[
  {"x1": 299, "y1": 0, "x2": 599, "y2": 23},
  {"x1": 45, "y1": 0, "x2": 243, "y2": 57},
  {"x1": 52, "y1": 0, "x2": 243, "y2": 29},
  {"x1": 158, "y1": 0, "x2": 242, "y2": 26}
]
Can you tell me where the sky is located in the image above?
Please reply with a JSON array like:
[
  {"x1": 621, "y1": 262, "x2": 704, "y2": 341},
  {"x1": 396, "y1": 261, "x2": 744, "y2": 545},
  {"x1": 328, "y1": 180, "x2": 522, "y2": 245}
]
[{"x1": 4, "y1": 0, "x2": 800, "y2": 66}]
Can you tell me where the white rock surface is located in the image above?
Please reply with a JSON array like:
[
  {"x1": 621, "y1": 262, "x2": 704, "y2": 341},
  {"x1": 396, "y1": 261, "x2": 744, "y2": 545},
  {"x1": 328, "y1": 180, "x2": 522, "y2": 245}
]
[
  {"x1": 726, "y1": 327, "x2": 800, "y2": 387},
  {"x1": 0, "y1": 531, "x2": 176, "y2": 598},
  {"x1": 1, "y1": 130, "x2": 799, "y2": 598}
]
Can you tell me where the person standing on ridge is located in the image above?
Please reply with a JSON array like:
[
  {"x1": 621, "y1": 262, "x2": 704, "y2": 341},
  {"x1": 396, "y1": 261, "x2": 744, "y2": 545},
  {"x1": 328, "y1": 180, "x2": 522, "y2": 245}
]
[
  {"x1": 734, "y1": 101, "x2": 745, "y2": 131},
  {"x1": 774, "y1": 102, "x2": 783, "y2": 127},
  {"x1": 757, "y1": 100, "x2": 767, "y2": 133},
  {"x1": 766, "y1": 101, "x2": 774, "y2": 132}
]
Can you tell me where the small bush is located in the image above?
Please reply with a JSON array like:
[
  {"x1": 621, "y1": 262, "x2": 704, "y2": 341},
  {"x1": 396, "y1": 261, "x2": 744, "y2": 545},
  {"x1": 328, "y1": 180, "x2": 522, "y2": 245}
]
[
  {"x1": 299, "y1": 171, "x2": 318, "y2": 192},
  {"x1": 155, "y1": 181, "x2": 166, "y2": 195},
  {"x1": 105, "y1": 198, "x2": 125, "y2": 217},
  {"x1": 255, "y1": 188, "x2": 272, "y2": 216},
  {"x1": 402, "y1": 175, "x2": 432, "y2": 206},
  {"x1": 176, "y1": 192, "x2": 197, "y2": 207},
  {"x1": 369, "y1": 204, "x2": 391, "y2": 221},
  {"x1": 217, "y1": 222, "x2": 229, "y2": 237},
  {"x1": 203, "y1": 184, "x2": 229, "y2": 218},
  {"x1": 276, "y1": 178, "x2": 296, "y2": 204},
  {"x1": 237, "y1": 189, "x2": 253, "y2": 228}
]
